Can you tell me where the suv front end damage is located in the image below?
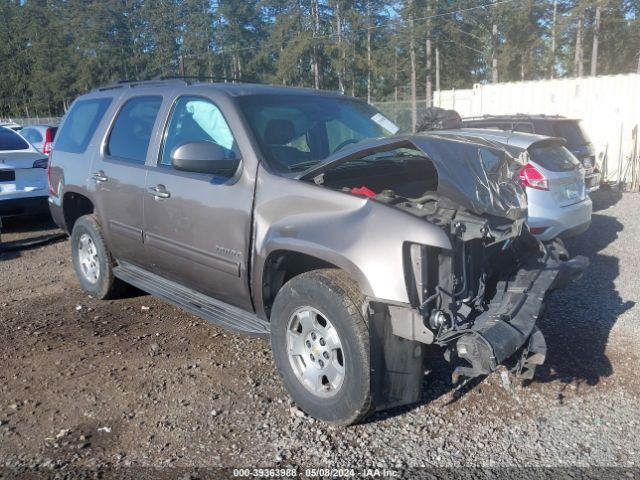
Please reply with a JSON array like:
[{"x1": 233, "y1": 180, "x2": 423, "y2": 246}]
[
  {"x1": 301, "y1": 133, "x2": 588, "y2": 385},
  {"x1": 399, "y1": 212, "x2": 587, "y2": 382}
]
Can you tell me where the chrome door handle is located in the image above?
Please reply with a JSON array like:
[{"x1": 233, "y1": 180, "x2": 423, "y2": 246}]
[
  {"x1": 147, "y1": 185, "x2": 170, "y2": 199},
  {"x1": 92, "y1": 171, "x2": 108, "y2": 183}
]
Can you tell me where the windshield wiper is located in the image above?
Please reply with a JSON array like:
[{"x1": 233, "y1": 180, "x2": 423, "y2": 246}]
[{"x1": 287, "y1": 160, "x2": 322, "y2": 171}]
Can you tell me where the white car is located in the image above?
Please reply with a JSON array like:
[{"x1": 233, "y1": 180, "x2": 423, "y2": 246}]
[{"x1": 0, "y1": 126, "x2": 49, "y2": 216}]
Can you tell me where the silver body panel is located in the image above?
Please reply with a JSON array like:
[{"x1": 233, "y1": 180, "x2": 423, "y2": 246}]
[{"x1": 438, "y1": 128, "x2": 592, "y2": 241}]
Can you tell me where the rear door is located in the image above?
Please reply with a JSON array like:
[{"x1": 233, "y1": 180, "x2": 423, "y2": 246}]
[
  {"x1": 142, "y1": 93, "x2": 254, "y2": 310},
  {"x1": 91, "y1": 95, "x2": 164, "y2": 266}
]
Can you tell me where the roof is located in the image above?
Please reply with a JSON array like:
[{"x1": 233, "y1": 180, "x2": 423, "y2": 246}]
[
  {"x1": 192, "y1": 82, "x2": 346, "y2": 99},
  {"x1": 91, "y1": 78, "x2": 347, "y2": 99},
  {"x1": 435, "y1": 128, "x2": 565, "y2": 150}
]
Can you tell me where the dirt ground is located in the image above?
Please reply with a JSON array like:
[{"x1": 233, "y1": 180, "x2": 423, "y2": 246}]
[{"x1": 0, "y1": 191, "x2": 639, "y2": 478}]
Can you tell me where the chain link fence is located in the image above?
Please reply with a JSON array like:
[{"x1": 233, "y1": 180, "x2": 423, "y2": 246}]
[
  {"x1": 3, "y1": 116, "x2": 63, "y2": 127},
  {"x1": 372, "y1": 100, "x2": 434, "y2": 133}
]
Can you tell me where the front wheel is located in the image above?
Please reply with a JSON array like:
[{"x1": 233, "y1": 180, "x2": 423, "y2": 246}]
[{"x1": 270, "y1": 269, "x2": 372, "y2": 425}]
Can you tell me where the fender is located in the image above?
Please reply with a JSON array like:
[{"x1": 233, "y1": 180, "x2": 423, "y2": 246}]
[{"x1": 251, "y1": 166, "x2": 452, "y2": 319}]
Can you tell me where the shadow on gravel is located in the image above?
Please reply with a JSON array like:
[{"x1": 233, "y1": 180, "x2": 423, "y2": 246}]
[
  {"x1": 591, "y1": 188, "x2": 623, "y2": 212},
  {"x1": 534, "y1": 212, "x2": 634, "y2": 389},
  {"x1": 0, "y1": 213, "x2": 64, "y2": 260},
  {"x1": 0, "y1": 212, "x2": 57, "y2": 233}
]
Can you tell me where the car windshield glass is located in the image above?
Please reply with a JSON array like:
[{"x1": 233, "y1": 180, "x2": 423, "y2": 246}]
[
  {"x1": 0, "y1": 127, "x2": 29, "y2": 151},
  {"x1": 553, "y1": 121, "x2": 591, "y2": 148},
  {"x1": 529, "y1": 144, "x2": 581, "y2": 172},
  {"x1": 236, "y1": 94, "x2": 400, "y2": 173}
]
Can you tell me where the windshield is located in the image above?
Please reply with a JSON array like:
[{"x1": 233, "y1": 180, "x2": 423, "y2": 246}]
[
  {"x1": 553, "y1": 121, "x2": 591, "y2": 148},
  {"x1": 236, "y1": 94, "x2": 400, "y2": 173},
  {"x1": 0, "y1": 127, "x2": 29, "y2": 151}
]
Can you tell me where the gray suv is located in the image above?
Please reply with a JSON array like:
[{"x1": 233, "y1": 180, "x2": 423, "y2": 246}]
[{"x1": 48, "y1": 80, "x2": 587, "y2": 424}]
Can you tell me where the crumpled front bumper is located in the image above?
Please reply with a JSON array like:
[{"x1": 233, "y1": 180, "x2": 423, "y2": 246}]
[{"x1": 454, "y1": 240, "x2": 588, "y2": 380}]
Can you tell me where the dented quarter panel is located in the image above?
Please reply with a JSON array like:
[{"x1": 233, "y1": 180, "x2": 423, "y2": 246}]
[{"x1": 252, "y1": 164, "x2": 452, "y2": 317}]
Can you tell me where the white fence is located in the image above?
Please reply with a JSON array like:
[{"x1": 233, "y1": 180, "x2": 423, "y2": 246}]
[{"x1": 435, "y1": 74, "x2": 640, "y2": 185}]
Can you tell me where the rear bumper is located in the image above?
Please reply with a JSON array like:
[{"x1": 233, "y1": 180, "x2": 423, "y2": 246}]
[
  {"x1": 0, "y1": 195, "x2": 49, "y2": 216},
  {"x1": 454, "y1": 240, "x2": 588, "y2": 379},
  {"x1": 528, "y1": 196, "x2": 592, "y2": 241}
]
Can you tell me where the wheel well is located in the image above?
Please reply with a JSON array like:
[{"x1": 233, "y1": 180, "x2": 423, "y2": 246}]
[
  {"x1": 63, "y1": 193, "x2": 94, "y2": 233},
  {"x1": 262, "y1": 251, "x2": 337, "y2": 318}
]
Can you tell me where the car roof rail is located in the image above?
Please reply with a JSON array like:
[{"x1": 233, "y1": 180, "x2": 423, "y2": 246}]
[
  {"x1": 156, "y1": 75, "x2": 265, "y2": 85},
  {"x1": 93, "y1": 78, "x2": 189, "y2": 92},
  {"x1": 464, "y1": 113, "x2": 567, "y2": 121}
]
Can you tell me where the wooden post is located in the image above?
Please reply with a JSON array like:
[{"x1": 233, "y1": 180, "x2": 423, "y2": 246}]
[
  {"x1": 425, "y1": 0, "x2": 432, "y2": 108},
  {"x1": 591, "y1": 3, "x2": 601, "y2": 77},
  {"x1": 550, "y1": 0, "x2": 557, "y2": 78}
]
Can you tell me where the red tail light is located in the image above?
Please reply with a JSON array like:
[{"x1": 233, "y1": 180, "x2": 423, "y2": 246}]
[
  {"x1": 47, "y1": 151, "x2": 55, "y2": 195},
  {"x1": 43, "y1": 128, "x2": 53, "y2": 155},
  {"x1": 529, "y1": 226, "x2": 549, "y2": 235},
  {"x1": 519, "y1": 163, "x2": 549, "y2": 191}
]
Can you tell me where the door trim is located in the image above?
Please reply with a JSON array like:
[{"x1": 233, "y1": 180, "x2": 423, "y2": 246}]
[{"x1": 143, "y1": 231, "x2": 241, "y2": 277}]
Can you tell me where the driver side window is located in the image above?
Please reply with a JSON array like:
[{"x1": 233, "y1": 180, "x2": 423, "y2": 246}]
[{"x1": 160, "y1": 96, "x2": 236, "y2": 167}]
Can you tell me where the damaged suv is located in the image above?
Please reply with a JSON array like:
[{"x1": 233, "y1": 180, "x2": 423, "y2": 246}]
[{"x1": 48, "y1": 80, "x2": 587, "y2": 424}]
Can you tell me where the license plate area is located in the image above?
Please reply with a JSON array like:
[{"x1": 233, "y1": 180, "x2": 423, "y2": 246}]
[
  {"x1": 564, "y1": 182, "x2": 579, "y2": 200},
  {"x1": 0, "y1": 170, "x2": 15, "y2": 182}
]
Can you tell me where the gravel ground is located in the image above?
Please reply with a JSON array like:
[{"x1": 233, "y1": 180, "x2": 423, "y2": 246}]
[{"x1": 0, "y1": 191, "x2": 638, "y2": 476}]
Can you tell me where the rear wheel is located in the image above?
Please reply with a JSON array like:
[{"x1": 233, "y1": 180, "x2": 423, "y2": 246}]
[
  {"x1": 70, "y1": 214, "x2": 123, "y2": 299},
  {"x1": 270, "y1": 269, "x2": 372, "y2": 425}
]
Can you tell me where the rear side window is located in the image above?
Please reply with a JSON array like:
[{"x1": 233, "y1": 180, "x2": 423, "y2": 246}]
[
  {"x1": 107, "y1": 96, "x2": 162, "y2": 163},
  {"x1": 529, "y1": 144, "x2": 581, "y2": 172},
  {"x1": 553, "y1": 121, "x2": 591, "y2": 149},
  {"x1": 55, "y1": 98, "x2": 112, "y2": 154},
  {"x1": 21, "y1": 128, "x2": 43, "y2": 143},
  {"x1": 0, "y1": 127, "x2": 29, "y2": 150}
]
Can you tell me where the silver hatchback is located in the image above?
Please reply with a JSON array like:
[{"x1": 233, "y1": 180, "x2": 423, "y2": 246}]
[{"x1": 441, "y1": 129, "x2": 592, "y2": 241}]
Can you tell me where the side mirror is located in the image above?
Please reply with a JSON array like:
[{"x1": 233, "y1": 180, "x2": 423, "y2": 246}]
[{"x1": 171, "y1": 141, "x2": 238, "y2": 175}]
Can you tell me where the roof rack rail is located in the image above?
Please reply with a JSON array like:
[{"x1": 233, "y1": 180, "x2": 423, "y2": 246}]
[
  {"x1": 94, "y1": 78, "x2": 188, "y2": 92},
  {"x1": 156, "y1": 75, "x2": 264, "y2": 85},
  {"x1": 463, "y1": 113, "x2": 567, "y2": 121}
]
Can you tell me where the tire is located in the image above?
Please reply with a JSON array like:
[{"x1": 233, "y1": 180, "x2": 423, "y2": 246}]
[
  {"x1": 270, "y1": 269, "x2": 372, "y2": 425},
  {"x1": 70, "y1": 214, "x2": 123, "y2": 300}
]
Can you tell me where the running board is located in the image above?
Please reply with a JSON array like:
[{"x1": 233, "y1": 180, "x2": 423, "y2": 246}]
[{"x1": 113, "y1": 262, "x2": 270, "y2": 337}]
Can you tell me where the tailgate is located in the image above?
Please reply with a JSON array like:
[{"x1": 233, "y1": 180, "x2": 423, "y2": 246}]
[{"x1": 548, "y1": 172, "x2": 587, "y2": 207}]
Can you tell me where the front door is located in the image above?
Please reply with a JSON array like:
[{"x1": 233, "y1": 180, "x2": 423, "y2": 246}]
[
  {"x1": 142, "y1": 95, "x2": 254, "y2": 311},
  {"x1": 92, "y1": 95, "x2": 164, "y2": 265}
]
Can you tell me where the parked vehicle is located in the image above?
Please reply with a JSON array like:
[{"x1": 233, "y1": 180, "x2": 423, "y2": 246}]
[
  {"x1": 20, "y1": 125, "x2": 58, "y2": 155},
  {"x1": 461, "y1": 115, "x2": 600, "y2": 192},
  {"x1": 0, "y1": 126, "x2": 49, "y2": 216},
  {"x1": 49, "y1": 80, "x2": 587, "y2": 424},
  {"x1": 440, "y1": 129, "x2": 592, "y2": 241},
  {"x1": 0, "y1": 120, "x2": 23, "y2": 131}
]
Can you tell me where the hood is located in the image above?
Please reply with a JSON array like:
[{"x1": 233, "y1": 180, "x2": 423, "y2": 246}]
[{"x1": 298, "y1": 134, "x2": 527, "y2": 221}]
